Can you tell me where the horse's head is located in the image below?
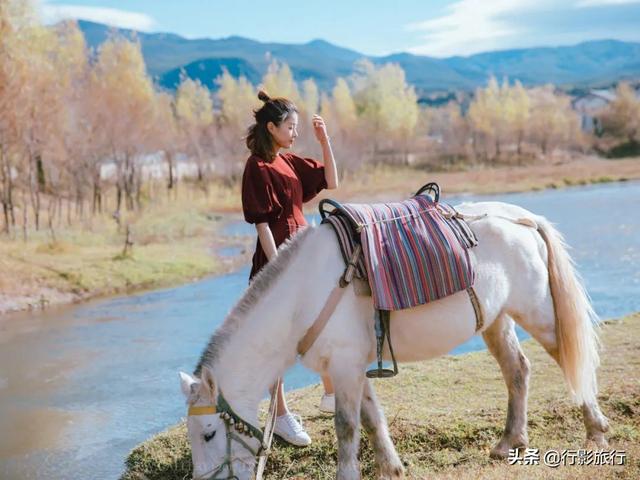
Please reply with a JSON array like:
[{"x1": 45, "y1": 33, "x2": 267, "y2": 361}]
[{"x1": 179, "y1": 367, "x2": 259, "y2": 480}]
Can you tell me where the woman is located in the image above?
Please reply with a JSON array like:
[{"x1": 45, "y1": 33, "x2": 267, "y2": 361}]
[{"x1": 241, "y1": 90, "x2": 338, "y2": 447}]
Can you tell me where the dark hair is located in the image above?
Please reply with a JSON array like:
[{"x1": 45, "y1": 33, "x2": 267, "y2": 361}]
[{"x1": 246, "y1": 90, "x2": 298, "y2": 162}]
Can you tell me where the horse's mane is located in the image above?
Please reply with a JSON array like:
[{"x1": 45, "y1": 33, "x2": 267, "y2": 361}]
[{"x1": 194, "y1": 226, "x2": 315, "y2": 376}]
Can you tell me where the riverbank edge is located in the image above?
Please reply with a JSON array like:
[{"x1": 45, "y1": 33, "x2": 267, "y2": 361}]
[
  {"x1": 2, "y1": 156, "x2": 639, "y2": 318},
  {"x1": 0, "y1": 216, "x2": 254, "y2": 318},
  {"x1": 121, "y1": 313, "x2": 640, "y2": 480}
]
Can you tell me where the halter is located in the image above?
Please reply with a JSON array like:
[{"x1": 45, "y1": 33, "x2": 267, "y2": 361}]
[{"x1": 188, "y1": 387, "x2": 279, "y2": 480}]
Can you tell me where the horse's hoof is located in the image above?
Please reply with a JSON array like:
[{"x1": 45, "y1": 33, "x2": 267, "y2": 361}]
[
  {"x1": 586, "y1": 435, "x2": 609, "y2": 450},
  {"x1": 489, "y1": 446, "x2": 509, "y2": 460},
  {"x1": 377, "y1": 466, "x2": 405, "y2": 479},
  {"x1": 377, "y1": 460, "x2": 405, "y2": 479},
  {"x1": 490, "y1": 437, "x2": 528, "y2": 460}
]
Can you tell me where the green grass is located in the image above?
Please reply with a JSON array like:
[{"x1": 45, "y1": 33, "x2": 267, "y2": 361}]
[{"x1": 121, "y1": 313, "x2": 640, "y2": 480}]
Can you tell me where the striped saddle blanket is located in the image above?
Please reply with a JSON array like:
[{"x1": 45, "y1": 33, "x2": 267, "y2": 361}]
[{"x1": 322, "y1": 195, "x2": 477, "y2": 311}]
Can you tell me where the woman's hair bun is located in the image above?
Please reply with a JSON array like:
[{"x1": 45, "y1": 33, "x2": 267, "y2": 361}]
[{"x1": 257, "y1": 90, "x2": 271, "y2": 102}]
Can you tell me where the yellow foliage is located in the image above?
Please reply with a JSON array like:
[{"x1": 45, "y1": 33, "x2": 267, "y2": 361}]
[
  {"x1": 331, "y1": 78, "x2": 357, "y2": 130},
  {"x1": 175, "y1": 77, "x2": 213, "y2": 127},
  {"x1": 529, "y1": 85, "x2": 581, "y2": 154},
  {"x1": 601, "y1": 82, "x2": 640, "y2": 142},
  {"x1": 351, "y1": 60, "x2": 418, "y2": 148},
  {"x1": 216, "y1": 69, "x2": 259, "y2": 132},
  {"x1": 261, "y1": 60, "x2": 301, "y2": 104}
]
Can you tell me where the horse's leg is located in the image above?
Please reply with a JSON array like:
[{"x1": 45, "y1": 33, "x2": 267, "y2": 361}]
[
  {"x1": 333, "y1": 369, "x2": 366, "y2": 480},
  {"x1": 482, "y1": 313, "x2": 530, "y2": 459},
  {"x1": 360, "y1": 379, "x2": 404, "y2": 479},
  {"x1": 515, "y1": 302, "x2": 610, "y2": 448}
]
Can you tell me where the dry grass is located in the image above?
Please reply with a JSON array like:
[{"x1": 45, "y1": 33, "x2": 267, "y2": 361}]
[
  {"x1": 312, "y1": 155, "x2": 640, "y2": 204},
  {"x1": 122, "y1": 313, "x2": 640, "y2": 480},
  {"x1": 0, "y1": 185, "x2": 252, "y2": 314}
]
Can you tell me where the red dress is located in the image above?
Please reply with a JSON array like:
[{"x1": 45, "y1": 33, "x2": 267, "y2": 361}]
[{"x1": 242, "y1": 152, "x2": 327, "y2": 280}]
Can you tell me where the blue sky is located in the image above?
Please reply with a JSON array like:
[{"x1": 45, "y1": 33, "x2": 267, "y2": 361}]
[{"x1": 39, "y1": 0, "x2": 640, "y2": 57}]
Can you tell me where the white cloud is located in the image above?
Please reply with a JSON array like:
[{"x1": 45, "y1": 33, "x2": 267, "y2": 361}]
[
  {"x1": 405, "y1": 0, "x2": 554, "y2": 57},
  {"x1": 40, "y1": 3, "x2": 156, "y2": 31},
  {"x1": 404, "y1": 0, "x2": 639, "y2": 57},
  {"x1": 576, "y1": 0, "x2": 640, "y2": 6}
]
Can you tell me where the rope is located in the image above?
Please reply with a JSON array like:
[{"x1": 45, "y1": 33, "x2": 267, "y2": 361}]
[{"x1": 255, "y1": 378, "x2": 280, "y2": 480}]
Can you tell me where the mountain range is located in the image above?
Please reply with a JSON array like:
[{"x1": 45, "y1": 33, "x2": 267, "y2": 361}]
[{"x1": 77, "y1": 20, "x2": 640, "y2": 95}]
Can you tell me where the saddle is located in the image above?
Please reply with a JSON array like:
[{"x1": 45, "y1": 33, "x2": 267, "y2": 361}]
[{"x1": 319, "y1": 183, "x2": 483, "y2": 378}]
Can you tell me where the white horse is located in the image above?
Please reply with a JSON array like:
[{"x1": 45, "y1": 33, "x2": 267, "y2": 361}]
[{"x1": 179, "y1": 201, "x2": 609, "y2": 480}]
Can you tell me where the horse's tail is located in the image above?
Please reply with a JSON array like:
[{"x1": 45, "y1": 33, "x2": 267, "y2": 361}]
[{"x1": 536, "y1": 219, "x2": 600, "y2": 405}]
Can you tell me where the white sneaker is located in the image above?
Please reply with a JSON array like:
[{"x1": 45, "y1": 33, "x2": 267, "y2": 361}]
[
  {"x1": 274, "y1": 413, "x2": 312, "y2": 447},
  {"x1": 319, "y1": 393, "x2": 335, "y2": 414}
]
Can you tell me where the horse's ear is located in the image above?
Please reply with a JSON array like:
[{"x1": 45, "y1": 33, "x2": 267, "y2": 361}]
[
  {"x1": 200, "y1": 366, "x2": 217, "y2": 401},
  {"x1": 179, "y1": 371, "x2": 197, "y2": 399}
]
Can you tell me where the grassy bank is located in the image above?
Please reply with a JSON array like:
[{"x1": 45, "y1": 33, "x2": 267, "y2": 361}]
[
  {"x1": 0, "y1": 185, "x2": 252, "y2": 315},
  {"x1": 122, "y1": 313, "x2": 640, "y2": 480},
  {"x1": 2, "y1": 155, "x2": 639, "y2": 316}
]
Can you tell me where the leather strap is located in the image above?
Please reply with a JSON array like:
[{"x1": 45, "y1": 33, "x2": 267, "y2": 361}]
[
  {"x1": 297, "y1": 245, "x2": 362, "y2": 356},
  {"x1": 297, "y1": 286, "x2": 347, "y2": 356},
  {"x1": 187, "y1": 405, "x2": 217, "y2": 416},
  {"x1": 255, "y1": 378, "x2": 280, "y2": 480},
  {"x1": 467, "y1": 286, "x2": 484, "y2": 332}
]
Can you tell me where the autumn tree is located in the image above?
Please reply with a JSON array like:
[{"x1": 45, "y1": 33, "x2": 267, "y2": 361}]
[
  {"x1": 425, "y1": 103, "x2": 469, "y2": 163},
  {"x1": 0, "y1": 0, "x2": 34, "y2": 234},
  {"x1": 318, "y1": 82, "x2": 359, "y2": 169},
  {"x1": 21, "y1": 20, "x2": 88, "y2": 230},
  {"x1": 175, "y1": 76, "x2": 214, "y2": 184},
  {"x1": 351, "y1": 60, "x2": 418, "y2": 162},
  {"x1": 468, "y1": 77, "x2": 506, "y2": 161},
  {"x1": 92, "y1": 34, "x2": 156, "y2": 211},
  {"x1": 54, "y1": 21, "x2": 93, "y2": 222},
  {"x1": 216, "y1": 69, "x2": 258, "y2": 175},
  {"x1": 600, "y1": 82, "x2": 640, "y2": 143},
  {"x1": 261, "y1": 60, "x2": 301, "y2": 104},
  {"x1": 504, "y1": 80, "x2": 531, "y2": 157},
  {"x1": 321, "y1": 77, "x2": 359, "y2": 163},
  {"x1": 152, "y1": 92, "x2": 181, "y2": 192},
  {"x1": 528, "y1": 85, "x2": 581, "y2": 155}
]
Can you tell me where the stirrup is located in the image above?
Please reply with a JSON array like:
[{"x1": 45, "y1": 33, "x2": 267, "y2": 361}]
[
  {"x1": 366, "y1": 310, "x2": 398, "y2": 378},
  {"x1": 366, "y1": 363, "x2": 397, "y2": 378}
]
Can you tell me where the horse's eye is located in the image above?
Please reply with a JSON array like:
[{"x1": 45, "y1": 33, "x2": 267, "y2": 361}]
[{"x1": 204, "y1": 431, "x2": 216, "y2": 442}]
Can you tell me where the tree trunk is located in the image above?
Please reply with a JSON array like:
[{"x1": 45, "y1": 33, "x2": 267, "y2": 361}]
[
  {"x1": 116, "y1": 182, "x2": 123, "y2": 213},
  {"x1": 166, "y1": 151, "x2": 175, "y2": 190},
  {"x1": 27, "y1": 151, "x2": 42, "y2": 230},
  {"x1": 135, "y1": 169, "x2": 142, "y2": 210},
  {"x1": 7, "y1": 157, "x2": 15, "y2": 227},
  {"x1": 22, "y1": 189, "x2": 28, "y2": 242},
  {"x1": 2, "y1": 202, "x2": 9, "y2": 235},
  {"x1": 123, "y1": 153, "x2": 136, "y2": 211},
  {"x1": 57, "y1": 196, "x2": 63, "y2": 223},
  {"x1": 47, "y1": 196, "x2": 57, "y2": 243},
  {"x1": 0, "y1": 144, "x2": 9, "y2": 235},
  {"x1": 36, "y1": 154, "x2": 46, "y2": 191},
  {"x1": 67, "y1": 197, "x2": 72, "y2": 227},
  {"x1": 92, "y1": 166, "x2": 102, "y2": 214}
]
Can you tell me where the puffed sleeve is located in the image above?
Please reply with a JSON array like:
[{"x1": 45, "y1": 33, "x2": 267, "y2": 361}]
[
  {"x1": 241, "y1": 158, "x2": 283, "y2": 224},
  {"x1": 286, "y1": 153, "x2": 328, "y2": 202}
]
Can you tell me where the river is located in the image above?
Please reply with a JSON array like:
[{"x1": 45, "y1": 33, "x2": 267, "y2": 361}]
[{"x1": 0, "y1": 181, "x2": 638, "y2": 479}]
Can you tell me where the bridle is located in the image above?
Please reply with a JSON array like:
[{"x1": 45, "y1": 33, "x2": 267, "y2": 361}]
[{"x1": 188, "y1": 384, "x2": 279, "y2": 480}]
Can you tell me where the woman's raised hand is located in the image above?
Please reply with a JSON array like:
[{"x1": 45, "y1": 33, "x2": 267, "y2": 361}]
[{"x1": 312, "y1": 114, "x2": 330, "y2": 144}]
